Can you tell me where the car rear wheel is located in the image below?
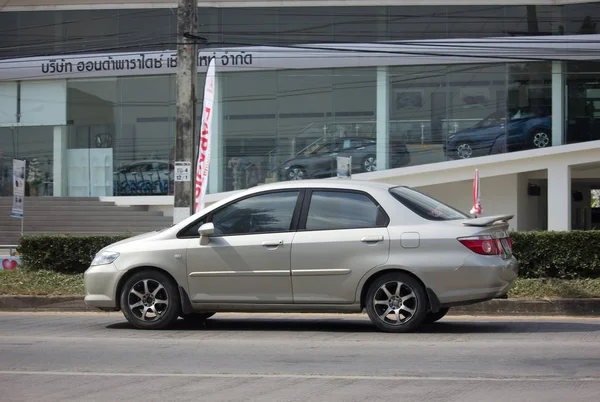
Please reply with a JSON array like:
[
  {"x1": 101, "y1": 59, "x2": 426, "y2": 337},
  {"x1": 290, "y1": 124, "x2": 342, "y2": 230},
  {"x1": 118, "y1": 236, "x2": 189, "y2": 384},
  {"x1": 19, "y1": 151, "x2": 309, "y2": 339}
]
[
  {"x1": 423, "y1": 307, "x2": 449, "y2": 324},
  {"x1": 456, "y1": 142, "x2": 473, "y2": 159},
  {"x1": 287, "y1": 166, "x2": 306, "y2": 180},
  {"x1": 181, "y1": 312, "x2": 215, "y2": 321},
  {"x1": 365, "y1": 272, "x2": 428, "y2": 333},
  {"x1": 362, "y1": 155, "x2": 377, "y2": 172},
  {"x1": 120, "y1": 270, "x2": 181, "y2": 330},
  {"x1": 530, "y1": 129, "x2": 550, "y2": 149}
]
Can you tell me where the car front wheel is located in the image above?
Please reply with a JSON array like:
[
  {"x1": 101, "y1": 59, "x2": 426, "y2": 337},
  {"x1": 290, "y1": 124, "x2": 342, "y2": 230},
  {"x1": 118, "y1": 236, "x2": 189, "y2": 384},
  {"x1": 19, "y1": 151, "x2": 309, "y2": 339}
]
[
  {"x1": 120, "y1": 270, "x2": 181, "y2": 330},
  {"x1": 365, "y1": 272, "x2": 428, "y2": 333}
]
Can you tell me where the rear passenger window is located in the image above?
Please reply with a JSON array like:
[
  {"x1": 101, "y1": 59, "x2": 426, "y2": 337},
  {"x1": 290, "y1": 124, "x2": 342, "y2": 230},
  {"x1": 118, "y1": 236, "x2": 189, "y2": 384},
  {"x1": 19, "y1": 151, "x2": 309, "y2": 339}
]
[{"x1": 305, "y1": 191, "x2": 387, "y2": 231}]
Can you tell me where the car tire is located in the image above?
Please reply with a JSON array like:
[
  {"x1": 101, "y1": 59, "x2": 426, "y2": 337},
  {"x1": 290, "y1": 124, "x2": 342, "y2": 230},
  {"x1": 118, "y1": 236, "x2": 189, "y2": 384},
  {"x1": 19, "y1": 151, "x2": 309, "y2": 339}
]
[
  {"x1": 530, "y1": 128, "x2": 551, "y2": 149},
  {"x1": 423, "y1": 307, "x2": 449, "y2": 324},
  {"x1": 181, "y1": 312, "x2": 215, "y2": 321},
  {"x1": 455, "y1": 142, "x2": 474, "y2": 159},
  {"x1": 120, "y1": 270, "x2": 181, "y2": 330},
  {"x1": 287, "y1": 166, "x2": 307, "y2": 180},
  {"x1": 361, "y1": 154, "x2": 377, "y2": 172},
  {"x1": 365, "y1": 272, "x2": 428, "y2": 333}
]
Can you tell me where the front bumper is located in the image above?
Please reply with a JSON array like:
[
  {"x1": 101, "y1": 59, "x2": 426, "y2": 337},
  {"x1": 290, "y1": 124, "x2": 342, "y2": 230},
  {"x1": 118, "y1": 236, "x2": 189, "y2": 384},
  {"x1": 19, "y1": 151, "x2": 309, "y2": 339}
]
[{"x1": 83, "y1": 263, "x2": 123, "y2": 310}]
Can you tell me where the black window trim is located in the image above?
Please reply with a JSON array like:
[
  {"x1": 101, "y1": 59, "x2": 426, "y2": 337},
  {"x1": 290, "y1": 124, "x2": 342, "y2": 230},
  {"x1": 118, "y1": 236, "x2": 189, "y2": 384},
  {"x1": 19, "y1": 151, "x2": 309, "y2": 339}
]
[
  {"x1": 176, "y1": 188, "x2": 306, "y2": 239},
  {"x1": 297, "y1": 188, "x2": 390, "y2": 232}
]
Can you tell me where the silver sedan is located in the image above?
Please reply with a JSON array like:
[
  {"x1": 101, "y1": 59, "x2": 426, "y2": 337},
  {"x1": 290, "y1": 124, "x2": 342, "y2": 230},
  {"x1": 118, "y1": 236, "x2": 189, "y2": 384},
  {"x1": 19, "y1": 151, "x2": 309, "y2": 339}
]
[{"x1": 84, "y1": 180, "x2": 518, "y2": 333}]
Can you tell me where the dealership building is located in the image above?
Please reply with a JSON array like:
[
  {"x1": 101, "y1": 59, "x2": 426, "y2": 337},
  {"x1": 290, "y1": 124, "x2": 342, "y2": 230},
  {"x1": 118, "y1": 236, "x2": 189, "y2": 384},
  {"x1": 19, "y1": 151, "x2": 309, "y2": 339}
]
[{"x1": 1, "y1": 0, "x2": 600, "y2": 234}]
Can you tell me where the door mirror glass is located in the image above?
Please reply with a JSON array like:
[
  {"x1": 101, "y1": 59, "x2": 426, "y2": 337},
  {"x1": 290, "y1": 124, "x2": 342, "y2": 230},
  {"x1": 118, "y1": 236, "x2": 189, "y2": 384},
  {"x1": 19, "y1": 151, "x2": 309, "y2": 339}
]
[{"x1": 198, "y1": 222, "x2": 215, "y2": 237}]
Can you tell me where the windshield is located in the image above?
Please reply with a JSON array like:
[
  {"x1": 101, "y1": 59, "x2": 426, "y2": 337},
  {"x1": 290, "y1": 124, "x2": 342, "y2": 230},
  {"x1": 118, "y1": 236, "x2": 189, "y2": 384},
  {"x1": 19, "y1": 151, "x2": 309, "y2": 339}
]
[{"x1": 389, "y1": 186, "x2": 469, "y2": 221}]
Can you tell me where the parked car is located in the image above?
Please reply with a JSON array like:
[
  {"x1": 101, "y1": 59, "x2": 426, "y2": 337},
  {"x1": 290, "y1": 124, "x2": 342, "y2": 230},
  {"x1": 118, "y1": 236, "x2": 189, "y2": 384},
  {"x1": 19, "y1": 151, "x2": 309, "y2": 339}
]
[
  {"x1": 84, "y1": 180, "x2": 518, "y2": 333},
  {"x1": 279, "y1": 137, "x2": 411, "y2": 180},
  {"x1": 445, "y1": 108, "x2": 552, "y2": 160}
]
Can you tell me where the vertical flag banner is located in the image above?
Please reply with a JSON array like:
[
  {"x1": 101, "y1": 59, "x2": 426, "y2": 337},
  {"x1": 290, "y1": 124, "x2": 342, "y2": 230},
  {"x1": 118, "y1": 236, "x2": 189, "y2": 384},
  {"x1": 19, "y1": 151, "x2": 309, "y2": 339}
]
[
  {"x1": 11, "y1": 159, "x2": 25, "y2": 218},
  {"x1": 194, "y1": 58, "x2": 216, "y2": 214},
  {"x1": 470, "y1": 168, "x2": 482, "y2": 216}
]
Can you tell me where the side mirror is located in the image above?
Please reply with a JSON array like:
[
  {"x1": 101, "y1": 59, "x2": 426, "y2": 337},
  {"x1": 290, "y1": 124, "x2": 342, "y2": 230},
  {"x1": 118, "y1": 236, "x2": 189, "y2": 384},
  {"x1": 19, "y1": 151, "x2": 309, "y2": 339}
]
[
  {"x1": 198, "y1": 222, "x2": 214, "y2": 237},
  {"x1": 198, "y1": 222, "x2": 214, "y2": 245}
]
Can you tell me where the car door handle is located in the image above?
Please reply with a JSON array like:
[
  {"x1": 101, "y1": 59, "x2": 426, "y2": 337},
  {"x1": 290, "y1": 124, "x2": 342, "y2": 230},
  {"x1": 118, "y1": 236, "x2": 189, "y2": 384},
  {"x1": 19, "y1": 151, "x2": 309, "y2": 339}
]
[
  {"x1": 262, "y1": 240, "x2": 283, "y2": 248},
  {"x1": 361, "y1": 236, "x2": 384, "y2": 243}
]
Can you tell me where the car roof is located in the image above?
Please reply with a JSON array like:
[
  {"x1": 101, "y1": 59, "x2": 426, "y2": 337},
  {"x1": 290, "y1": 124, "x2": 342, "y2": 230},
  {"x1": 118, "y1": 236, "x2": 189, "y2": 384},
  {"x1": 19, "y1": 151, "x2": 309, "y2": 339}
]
[{"x1": 245, "y1": 179, "x2": 397, "y2": 193}]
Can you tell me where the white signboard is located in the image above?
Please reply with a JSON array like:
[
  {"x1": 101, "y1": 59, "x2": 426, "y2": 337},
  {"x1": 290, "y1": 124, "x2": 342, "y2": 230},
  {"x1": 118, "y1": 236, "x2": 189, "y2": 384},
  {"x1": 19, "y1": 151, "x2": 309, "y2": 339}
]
[
  {"x1": 11, "y1": 159, "x2": 25, "y2": 218},
  {"x1": 174, "y1": 161, "x2": 191, "y2": 182},
  {"x1": 336, "y1": 156, "x2": 352, "y2": 179}
]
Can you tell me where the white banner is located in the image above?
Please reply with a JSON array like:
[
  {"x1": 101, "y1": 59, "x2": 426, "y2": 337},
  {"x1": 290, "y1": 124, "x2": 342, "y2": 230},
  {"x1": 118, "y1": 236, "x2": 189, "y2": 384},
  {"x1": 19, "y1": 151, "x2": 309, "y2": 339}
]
[
  {"x1": 11, "y1": 159, "x2": 25, "y2": 218},
  {"x1": 194, "y1": 58, "x2": 216, "y2": 214}
]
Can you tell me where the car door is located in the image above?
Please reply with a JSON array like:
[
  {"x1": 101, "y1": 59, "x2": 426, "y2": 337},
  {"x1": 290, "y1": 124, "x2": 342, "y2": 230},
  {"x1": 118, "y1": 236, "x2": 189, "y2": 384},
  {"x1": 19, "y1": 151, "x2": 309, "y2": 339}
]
[
  {"x1": 184, "y1": 190, "x2": 304, "y2": 303},
  {"x1": 290, "y1": 189, "x2": 391, "y2": 304}
]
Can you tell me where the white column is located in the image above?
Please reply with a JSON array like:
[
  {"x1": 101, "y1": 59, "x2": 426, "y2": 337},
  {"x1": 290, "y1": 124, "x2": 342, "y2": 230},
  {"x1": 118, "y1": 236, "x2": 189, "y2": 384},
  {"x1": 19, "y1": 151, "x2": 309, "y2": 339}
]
[
  {"x1": 551, "y1": 61, "x2": 565, "y2": 147},
  {"x1": 376, "y1": 66, "x2": 389, "y2": 171},
  {"x1": 208, "y1": 73, "x2": 223, "y2": 194},
  {"x1": 53, "y1": 126, "x2": 67, "y2": 196},
  {"x1": 547, "y1": 164, "x2": 571, "y2": 231}
]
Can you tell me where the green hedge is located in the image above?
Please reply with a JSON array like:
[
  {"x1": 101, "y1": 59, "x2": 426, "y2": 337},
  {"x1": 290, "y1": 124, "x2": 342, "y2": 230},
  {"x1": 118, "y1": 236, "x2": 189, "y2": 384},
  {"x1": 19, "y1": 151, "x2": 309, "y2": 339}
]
[
  {"x1": 16, "y1": 231, "x2": 600, "y2": 279},
  {"x1": 18, "y1": 234, "x2": 132, "y2": 274},
  {"x1": 510, "y1": 231, "x2": 600, "y2": 279}
]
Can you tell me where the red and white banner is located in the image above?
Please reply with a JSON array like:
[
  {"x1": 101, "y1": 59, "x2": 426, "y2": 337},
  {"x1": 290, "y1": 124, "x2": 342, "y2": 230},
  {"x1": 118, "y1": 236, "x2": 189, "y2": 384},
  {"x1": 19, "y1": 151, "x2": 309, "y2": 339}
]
[
  {"x1": 194, "y1": 58, "x2": 216, "y2": 214},
  {"x1": 470, "y1": 168, "x2": 482, "y2": 216}
]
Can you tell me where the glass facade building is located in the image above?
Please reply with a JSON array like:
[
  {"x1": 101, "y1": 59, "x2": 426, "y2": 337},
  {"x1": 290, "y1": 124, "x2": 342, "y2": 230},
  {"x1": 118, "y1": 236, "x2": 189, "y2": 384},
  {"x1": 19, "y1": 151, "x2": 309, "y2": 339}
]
[{"x1": 0, "y1": 3, "x2": 599, "y2": 198}]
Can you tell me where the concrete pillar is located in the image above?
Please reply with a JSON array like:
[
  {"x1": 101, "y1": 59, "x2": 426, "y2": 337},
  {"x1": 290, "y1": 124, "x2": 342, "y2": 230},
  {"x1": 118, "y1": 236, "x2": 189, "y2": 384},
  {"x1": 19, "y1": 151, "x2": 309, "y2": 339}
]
[
  {"x1": 376, "y1": 66, "x2": 389, "y2": 171},
  {"x1": 551, "y1": 61, "x2": 565, "y2": 147},
  {"x1": 547, "y1": 164, "x2": 571, "y2": 231},
  {"x1": 53, "y1": 126, "x2": 68, "y2": 196},
  {"x1": 208, "y1": 73, "x2": 223, "y2": 194}
]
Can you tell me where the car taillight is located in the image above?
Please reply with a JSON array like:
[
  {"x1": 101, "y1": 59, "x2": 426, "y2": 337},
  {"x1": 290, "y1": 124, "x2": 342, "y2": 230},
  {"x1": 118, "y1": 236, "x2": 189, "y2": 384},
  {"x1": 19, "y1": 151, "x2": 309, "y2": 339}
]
[{"x1": 458, "y1": 236, "x2": 502, "y2": 255}]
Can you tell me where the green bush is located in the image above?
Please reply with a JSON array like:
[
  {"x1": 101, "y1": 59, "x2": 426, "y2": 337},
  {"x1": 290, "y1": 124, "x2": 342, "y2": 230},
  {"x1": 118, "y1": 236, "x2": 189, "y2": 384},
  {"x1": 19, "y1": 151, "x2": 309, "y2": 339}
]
[
  {"x1": 510, "y1": 231, "x2": 600, "y2": 279},
  {"x1": 16, "y1": 231, "x2": 600, "y2": 279},
  {"x1": 18, "y1": 234, "x2": 132, "y2": 274}
]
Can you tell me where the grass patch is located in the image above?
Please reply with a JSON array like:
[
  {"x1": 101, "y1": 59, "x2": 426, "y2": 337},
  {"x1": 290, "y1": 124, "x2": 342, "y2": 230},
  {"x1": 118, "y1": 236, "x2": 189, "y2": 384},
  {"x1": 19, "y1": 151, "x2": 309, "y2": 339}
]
[
  {"x1": 507, "y1": 278, "x2": 600, "y2": 299},
  {"x1": 0, "y1": 269, "x2": 83, "y2": 296},
  {"x1": 1, "y1": 270, "x2": 600, "y2": 299}
]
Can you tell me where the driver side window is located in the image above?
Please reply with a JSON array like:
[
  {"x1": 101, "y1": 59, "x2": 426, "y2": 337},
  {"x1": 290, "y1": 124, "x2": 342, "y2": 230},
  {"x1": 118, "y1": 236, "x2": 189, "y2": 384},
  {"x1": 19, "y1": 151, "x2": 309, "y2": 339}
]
[{"x1": 211, "y1": 191, "x2": 300, "y2": 236}]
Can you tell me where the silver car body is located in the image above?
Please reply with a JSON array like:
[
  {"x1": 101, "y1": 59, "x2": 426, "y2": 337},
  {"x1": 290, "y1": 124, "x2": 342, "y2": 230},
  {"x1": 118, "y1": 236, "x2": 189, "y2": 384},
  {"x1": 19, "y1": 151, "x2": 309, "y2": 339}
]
[{"x1": 84, "y1": 180, "x2": 518, "y2": 326}]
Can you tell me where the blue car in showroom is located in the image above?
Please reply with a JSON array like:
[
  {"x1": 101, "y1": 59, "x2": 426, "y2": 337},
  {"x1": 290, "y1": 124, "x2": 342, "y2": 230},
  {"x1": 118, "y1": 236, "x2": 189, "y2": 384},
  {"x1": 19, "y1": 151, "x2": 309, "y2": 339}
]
[{"x1": 444, "y1": 108, "x2": 552, "y2": 160}]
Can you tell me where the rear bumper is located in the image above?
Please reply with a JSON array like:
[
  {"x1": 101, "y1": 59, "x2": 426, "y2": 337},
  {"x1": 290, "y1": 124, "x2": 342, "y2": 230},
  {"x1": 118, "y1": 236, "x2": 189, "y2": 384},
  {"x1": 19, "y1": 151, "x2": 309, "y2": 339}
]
[{"x1": 434, "y1": 255, "x2": 519, "y2": 306}]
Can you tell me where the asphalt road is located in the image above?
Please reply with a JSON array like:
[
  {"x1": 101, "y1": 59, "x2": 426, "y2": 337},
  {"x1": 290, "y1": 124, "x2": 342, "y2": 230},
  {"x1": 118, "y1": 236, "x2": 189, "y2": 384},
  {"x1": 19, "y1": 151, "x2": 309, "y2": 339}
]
[{"x1": 1, "y1": 312, "x2": 600, "y2": 402}]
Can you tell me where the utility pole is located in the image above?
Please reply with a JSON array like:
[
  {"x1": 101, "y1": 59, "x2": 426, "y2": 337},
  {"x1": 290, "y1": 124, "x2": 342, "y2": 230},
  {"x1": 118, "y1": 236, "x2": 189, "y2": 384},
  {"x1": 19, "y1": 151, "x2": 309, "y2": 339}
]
[{"x1": 173, "y1": 0, "x2": 198, "y2": 224}]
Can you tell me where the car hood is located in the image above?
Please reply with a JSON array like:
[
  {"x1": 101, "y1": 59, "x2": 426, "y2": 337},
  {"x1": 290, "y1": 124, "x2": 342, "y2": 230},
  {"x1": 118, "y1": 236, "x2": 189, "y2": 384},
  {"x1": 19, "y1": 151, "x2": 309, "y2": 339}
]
[{"x1": 101, "y1": 230, "x2": 163, "y2": 252}]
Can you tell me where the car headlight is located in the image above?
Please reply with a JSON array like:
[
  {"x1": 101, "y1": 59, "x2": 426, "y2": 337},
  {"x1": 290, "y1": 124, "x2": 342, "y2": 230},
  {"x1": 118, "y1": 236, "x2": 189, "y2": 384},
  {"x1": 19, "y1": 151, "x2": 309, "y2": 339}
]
[{"x1": 90, "y1": 251, "x2": 120, "y2": 266}]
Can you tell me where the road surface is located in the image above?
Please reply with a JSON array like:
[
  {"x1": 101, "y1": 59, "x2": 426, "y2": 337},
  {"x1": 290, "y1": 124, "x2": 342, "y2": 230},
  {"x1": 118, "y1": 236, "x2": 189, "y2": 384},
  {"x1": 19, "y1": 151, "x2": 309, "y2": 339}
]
[{"x1": 1, "y1": 312, "x2": 600, "y2": 401}]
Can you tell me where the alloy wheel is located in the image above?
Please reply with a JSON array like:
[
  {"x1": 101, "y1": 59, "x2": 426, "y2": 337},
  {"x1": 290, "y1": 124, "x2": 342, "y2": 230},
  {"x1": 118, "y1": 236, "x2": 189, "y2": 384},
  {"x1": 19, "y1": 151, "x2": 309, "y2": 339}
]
[
  {"x1": 372, "y1": 281, "x2": 418, "y2": 326},
  {"x1": 456, "y1": 143, "x2": 473, "y2": 159},
  {"x1": 127, "y1": 279, "x2": 169, "y2": 322},
  {"x1": 532, "y1": 131, "x2": 550, "y2": 148},
  {"x1": 287, "y1": 167, "x2": 305, "y2": 180},
  {"x1": 363, "y1": 156, "x2": 377, "y2": 172}
]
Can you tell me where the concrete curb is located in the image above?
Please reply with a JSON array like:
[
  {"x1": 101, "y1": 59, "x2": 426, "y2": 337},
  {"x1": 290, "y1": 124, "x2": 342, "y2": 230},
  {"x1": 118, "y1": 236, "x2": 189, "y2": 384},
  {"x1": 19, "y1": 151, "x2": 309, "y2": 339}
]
[{"x1": 1, "y1": 296, "x2": 600, "y2": 316}]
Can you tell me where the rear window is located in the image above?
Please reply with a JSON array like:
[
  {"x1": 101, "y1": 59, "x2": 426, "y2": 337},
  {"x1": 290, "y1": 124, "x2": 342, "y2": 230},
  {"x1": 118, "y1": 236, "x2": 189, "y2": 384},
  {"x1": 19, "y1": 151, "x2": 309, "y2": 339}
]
[{"x1": 389, "y1": 186, "x2": 469, "y2": 221}]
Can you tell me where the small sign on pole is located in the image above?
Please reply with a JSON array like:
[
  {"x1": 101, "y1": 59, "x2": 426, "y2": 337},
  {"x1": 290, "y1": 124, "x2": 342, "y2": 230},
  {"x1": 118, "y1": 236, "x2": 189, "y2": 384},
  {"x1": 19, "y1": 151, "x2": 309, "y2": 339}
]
[
  {"x1": 174, "y1": 161, "x2": 192, "y2": 182},
  {"x1": 336, "y1": 156, "x2": 352, "y2": 179},
  {"x1": 11, "y1": 159, "x2": 25, "y2": 219}
]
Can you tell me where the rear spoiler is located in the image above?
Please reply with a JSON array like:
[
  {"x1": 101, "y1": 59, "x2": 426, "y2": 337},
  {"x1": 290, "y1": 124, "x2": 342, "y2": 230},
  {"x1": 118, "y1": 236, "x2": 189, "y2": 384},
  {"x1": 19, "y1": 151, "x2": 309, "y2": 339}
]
[{"x1": 462, "y1": 214, "x2": 514, "y2": 227}]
